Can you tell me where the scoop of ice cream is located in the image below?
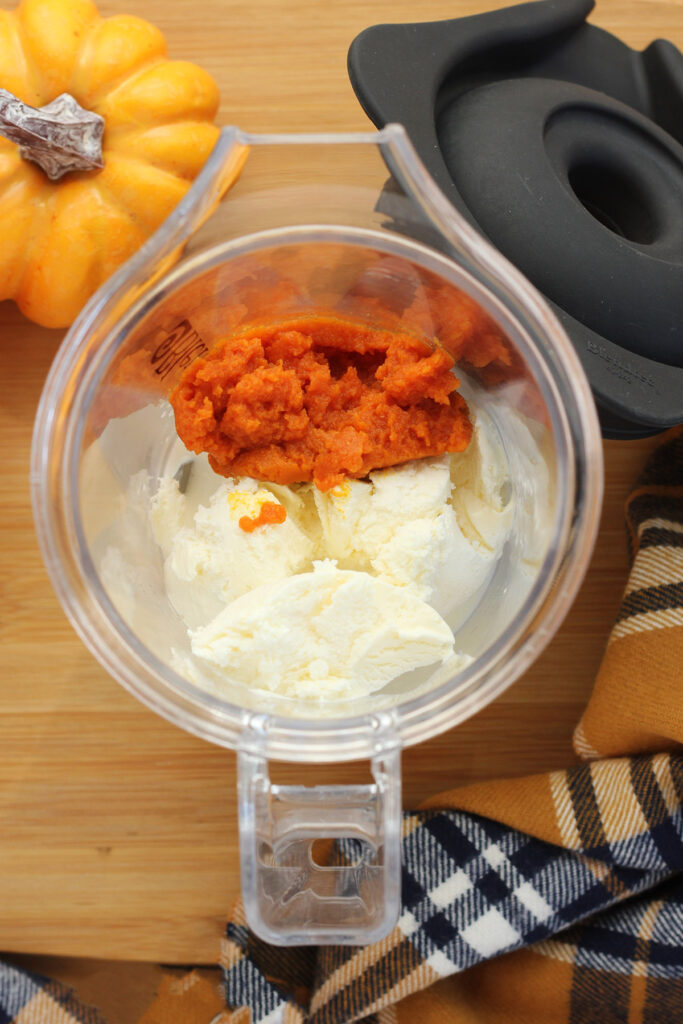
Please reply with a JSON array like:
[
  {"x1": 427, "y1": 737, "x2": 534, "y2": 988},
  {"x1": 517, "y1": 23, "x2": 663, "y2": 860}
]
[
  {"x1": 150, "y1": 476, "x2": 315, "y2": 629},
  {"x1": 190, "y1": 560, "x2": 455, "y2": 700},
  {"x1": 311, "y1": 458, "x2": 450, "y2": 600},
  {"x1": 310, "y1": 439, "x2": 511, "y2": 619},
  {"x1": 449, "y1": 408, "x2": 513, "y2": 550}
]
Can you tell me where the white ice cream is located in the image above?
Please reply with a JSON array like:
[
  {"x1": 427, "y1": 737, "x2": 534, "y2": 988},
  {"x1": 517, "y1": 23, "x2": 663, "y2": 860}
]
[
  {"x1": 81, "y1": 394, "x2": 542, "y2": 704},
  {"x1": 190, "y1": 560, "x2": 457, "y2": 700},
  {"x1": 150, "y1": 475, "x2": 316, "y2": 629},
  {"x1": 449, "y1": 410, "x2": 514, "y2": 551},
  {"x1": 140, "y1": 405, "x2": 517, "y2": 699},
  {"x1": 311, "y1": 411, "x2": 512, "y2": 620}
]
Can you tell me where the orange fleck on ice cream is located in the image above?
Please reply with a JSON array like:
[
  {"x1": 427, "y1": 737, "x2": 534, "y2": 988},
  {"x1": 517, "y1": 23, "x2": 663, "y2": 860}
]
[{"x1": 238, "y1": 501, "x2": 287, "y2": 533}]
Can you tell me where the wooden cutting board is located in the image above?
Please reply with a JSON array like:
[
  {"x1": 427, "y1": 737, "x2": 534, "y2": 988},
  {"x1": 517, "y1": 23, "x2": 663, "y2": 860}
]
[{"x1": 0, "y1": 0, "x2": 680, "y2": 964}]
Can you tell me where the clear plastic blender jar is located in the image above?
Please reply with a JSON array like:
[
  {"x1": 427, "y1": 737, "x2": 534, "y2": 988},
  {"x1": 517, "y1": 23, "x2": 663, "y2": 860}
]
[{"x1": 31, "y1": 126, "x2": 603, "y2": 945}]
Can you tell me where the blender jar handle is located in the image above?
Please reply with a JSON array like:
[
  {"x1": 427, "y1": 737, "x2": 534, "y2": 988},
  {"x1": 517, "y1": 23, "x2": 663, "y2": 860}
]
[{"x1": 237, "y1": 746, "x2": 402, "y2": 945}]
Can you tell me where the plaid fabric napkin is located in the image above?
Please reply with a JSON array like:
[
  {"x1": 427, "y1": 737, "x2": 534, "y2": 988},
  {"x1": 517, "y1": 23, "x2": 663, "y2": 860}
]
[
  {"x1": 0, "y1": 962, "x2": 107, "y2": 1023},
  {"x1": 2, "y1": 429, "x2": 681, "y2": 1024}
]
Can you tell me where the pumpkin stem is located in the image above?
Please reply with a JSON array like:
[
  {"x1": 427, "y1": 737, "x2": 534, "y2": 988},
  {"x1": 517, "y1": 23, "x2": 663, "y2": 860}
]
[{"x1": 0, "y1": 88, "x2": 104, "y2": 181}]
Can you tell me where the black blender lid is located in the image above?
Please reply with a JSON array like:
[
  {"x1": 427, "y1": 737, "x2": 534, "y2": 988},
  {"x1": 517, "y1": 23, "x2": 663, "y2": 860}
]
[{"x1": 348, "y1": 0, "x2": 683, "y2": 439}]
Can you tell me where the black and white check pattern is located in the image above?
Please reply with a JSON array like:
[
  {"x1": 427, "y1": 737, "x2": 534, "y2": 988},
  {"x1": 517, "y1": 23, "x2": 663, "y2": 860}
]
[{"x1": 394, "y1": 804, "x2": 679, "y2": 979}]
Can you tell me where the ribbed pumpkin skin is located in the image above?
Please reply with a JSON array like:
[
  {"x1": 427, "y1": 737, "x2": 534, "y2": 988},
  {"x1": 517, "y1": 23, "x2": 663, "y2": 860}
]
[{"x1": 0, "y1": 0, "x2": 220, "y2": 327}]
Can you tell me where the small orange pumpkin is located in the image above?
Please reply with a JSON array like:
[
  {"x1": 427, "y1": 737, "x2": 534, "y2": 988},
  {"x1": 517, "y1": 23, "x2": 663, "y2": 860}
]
[{"x1": 0, "y1": 0, "x2": 220, "y2": 328}]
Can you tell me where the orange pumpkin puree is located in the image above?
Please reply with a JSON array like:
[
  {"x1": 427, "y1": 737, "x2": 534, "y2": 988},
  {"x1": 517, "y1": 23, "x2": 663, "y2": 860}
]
[
  {"x1": 170, "y1": 315, "x2": 473, "y2": 492},
  {"x1": 239, "y1": 501, "x2": 287, "y2": 533}
]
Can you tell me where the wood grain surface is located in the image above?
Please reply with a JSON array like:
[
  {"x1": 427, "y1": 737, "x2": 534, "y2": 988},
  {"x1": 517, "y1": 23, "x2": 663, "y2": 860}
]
[{"x1": 1, "y1": 0, "x2": 681, "y2": 969}]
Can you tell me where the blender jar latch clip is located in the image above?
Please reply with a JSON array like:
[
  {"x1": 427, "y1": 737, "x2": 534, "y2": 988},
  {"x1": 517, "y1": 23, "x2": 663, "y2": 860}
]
[{"x1": 237, "y1": 742, "x2": 402, "y2": 946}]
